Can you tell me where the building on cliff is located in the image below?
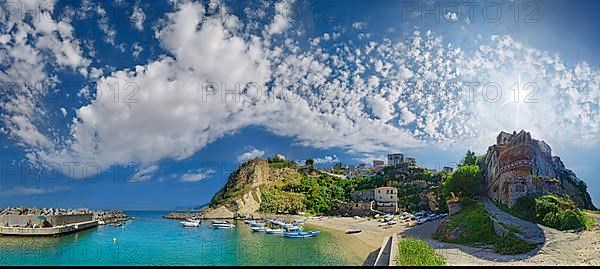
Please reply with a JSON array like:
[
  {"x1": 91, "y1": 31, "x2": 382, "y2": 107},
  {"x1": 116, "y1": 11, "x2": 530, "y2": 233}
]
[
  {"x1": 483, "y1": 130, "x2": 595, "y2": 209},
  {"x1": 346, "y1": 187, "x2": 399, "y2": 215}
]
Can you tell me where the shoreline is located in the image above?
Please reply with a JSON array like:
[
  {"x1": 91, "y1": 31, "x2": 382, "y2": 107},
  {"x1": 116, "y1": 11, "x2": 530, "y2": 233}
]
[{"x1": 305, "y1": 217, "x2": 410, "y2": 265}]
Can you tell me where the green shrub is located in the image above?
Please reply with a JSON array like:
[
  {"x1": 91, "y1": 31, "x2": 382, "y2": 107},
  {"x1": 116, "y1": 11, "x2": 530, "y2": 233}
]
[
  {"x1": 499, "y1": 194, "x2": 591, "y2": 231},
  {"x1": 493, "y1": 234, "x2": 536, "y2": 255},
  {"x1": 442, "y1": 165, "x2": 483, "y2": 199},
  {"x1": 396, "y1": 238, "x2": 446, "y2": 266}
]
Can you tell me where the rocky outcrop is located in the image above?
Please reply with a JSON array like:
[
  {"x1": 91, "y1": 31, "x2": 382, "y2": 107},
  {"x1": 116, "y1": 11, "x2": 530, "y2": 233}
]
[
  {"x1": 201, "y1": 158, "x2": 300, "y2": 219},
  {"x1": 482, "y1": 130, "x2": 595, "y2": 209}
]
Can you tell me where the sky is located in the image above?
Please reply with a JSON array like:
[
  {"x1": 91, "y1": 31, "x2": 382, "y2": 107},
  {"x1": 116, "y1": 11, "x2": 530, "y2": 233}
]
[{"x1": 0, "y1": 0, "x2": 599, "y2": 210}]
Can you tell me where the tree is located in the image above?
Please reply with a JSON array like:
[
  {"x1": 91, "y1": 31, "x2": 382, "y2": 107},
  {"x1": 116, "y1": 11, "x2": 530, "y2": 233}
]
[
  {"x1": 461, "y1": 150, "x2": 477, "y2": 166},
  {"x1": 305, "y1": 158, "x2": 315, "y2": 167},
  {"x1": 442, "y1": 165, "x2": 483, "y2": 199}
]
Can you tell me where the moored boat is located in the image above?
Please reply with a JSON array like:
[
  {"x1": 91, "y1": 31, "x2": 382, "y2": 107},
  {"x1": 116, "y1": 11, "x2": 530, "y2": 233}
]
[
  {"x1": 180, "y1": 220, "x2": 201, "y2": 227},
  {"x1": 213, "y1": 223, "x2": 235, "y2": 229},
  {"x1": 286, "y1": 226, "x2": 302, "y2": 232},
  {"x1": 265, "y1": 228, "x2": 283, "y2": 234},
  {"x1": 284, "y1": 231, "x2": 320, "y2": 238},
  {"x1": 251, "y1": 226, "x2": 267, "y2": 232},
  {"x1": 345, "y1": 229, "x2": 361, "y2": 234}
]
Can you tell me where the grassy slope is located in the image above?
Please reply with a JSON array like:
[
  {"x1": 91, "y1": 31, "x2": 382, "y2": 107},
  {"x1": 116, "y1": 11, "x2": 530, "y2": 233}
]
[
  {"x1": 396, "y1": 238, "x2": 447, "y2": 266},
  {"x1": 433, "y1": 202, "x2": 536, "y2": 255}
]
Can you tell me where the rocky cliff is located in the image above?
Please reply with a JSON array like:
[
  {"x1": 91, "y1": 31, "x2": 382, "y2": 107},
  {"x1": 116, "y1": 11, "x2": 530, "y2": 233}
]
[
  {"x1": 202, "y1": 159, "x2": 300, "y2": 219},
  {"x1": 482, "y1": 130, "x2": 595, "y2": 209}
]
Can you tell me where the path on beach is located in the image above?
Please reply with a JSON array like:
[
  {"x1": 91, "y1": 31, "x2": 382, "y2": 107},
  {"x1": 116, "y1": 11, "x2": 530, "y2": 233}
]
[{"x1": 481, "y1": 197, "x2": 545, "y2": 244}]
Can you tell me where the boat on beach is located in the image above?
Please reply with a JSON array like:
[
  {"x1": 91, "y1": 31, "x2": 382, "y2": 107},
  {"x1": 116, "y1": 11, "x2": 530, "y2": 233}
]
[
  {"x1": 284, "y1": 231, "x2": 320, "y2": 238},
  {"x1": 345, "y1": 229, "x2": 361, "y2": 234}
]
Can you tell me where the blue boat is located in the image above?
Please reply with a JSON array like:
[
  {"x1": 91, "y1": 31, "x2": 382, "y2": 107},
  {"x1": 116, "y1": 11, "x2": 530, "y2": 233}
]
[{"x1": 284, "y1": 231, "x2": 320, "y2": 238}]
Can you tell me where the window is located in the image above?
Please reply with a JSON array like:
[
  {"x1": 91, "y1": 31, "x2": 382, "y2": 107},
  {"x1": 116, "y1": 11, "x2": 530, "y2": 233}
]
[{"x1": 390, "y1": 196, "x2": 393, "y2": 199}]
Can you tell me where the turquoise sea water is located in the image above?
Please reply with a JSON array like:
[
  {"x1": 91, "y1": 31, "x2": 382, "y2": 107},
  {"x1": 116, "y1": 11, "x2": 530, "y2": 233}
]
[{"x1": 0, "y1": 211, "x2": 358, "y2": 266}]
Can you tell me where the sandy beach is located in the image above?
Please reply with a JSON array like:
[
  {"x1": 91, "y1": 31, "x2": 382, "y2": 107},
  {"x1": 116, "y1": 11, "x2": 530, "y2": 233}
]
[{"x1": 305, "y1": 216, "x2": 412, "y2": 265}]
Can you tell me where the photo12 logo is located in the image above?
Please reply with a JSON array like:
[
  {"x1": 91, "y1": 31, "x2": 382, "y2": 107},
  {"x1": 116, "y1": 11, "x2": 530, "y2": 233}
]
[{"x1": 400, "y1": 1, "x2": 540, "y2": 24}]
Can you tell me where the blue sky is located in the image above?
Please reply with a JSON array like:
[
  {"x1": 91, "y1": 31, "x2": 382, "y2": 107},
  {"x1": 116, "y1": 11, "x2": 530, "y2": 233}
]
[{"x1": 0, "y1": 0, "x2": 599, "y2": 209}]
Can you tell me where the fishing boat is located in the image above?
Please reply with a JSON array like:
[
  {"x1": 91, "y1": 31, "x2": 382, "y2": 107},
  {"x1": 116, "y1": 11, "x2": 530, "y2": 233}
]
[
  {"x1": 250, "y1": 222, "x2": 265, "y2": 227},
  {"x1": 251, "y1": 226, "x2": 267, "y2": 232},
  {"x1": 180, "y1": 220, "x2": 201, "y2": 227},
  {"x1": 345, "y1": 229, "x2": 362, "y2": 234},
  {"x1": 265, "y1": 228, "x2": 283, "y2": 234},
  {"x1": 244, "y1": 220, "x2": 256, "y2": 225},
  {"x1": 211, "y1": 220, "x2": 228, "y2": 225},
  {"x1": 284, "y1": 231, "x2": 320, "y2": 238}
]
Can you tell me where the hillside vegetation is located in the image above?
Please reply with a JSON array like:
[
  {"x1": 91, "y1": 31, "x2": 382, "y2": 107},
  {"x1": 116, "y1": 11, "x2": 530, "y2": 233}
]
[
  {"x1": 433, "y1": 201, "x2": 536, "y2": 255},
  {"x1": 497, "y1": 194, "x2": 595, "y2": 231}
]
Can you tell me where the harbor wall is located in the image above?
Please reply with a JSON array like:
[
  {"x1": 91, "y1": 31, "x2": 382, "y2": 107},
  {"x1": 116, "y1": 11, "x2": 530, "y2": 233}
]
[
  {"x1": 0, "y1": 214, "x2": 93, "y2": 227},
  {"x1": 0, "y1": 220, "x2": 98, "y2": 236}
]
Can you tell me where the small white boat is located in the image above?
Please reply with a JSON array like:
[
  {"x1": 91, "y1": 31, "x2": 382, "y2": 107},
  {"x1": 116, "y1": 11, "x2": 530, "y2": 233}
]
[
  {"x1": 98, "y1": 221, "x2": 105, "y2": 225},
  {"x1": 212, "y1": 220, "x2": 228, "y2": 225},
  {"x1": 213, "y1": 223, "x2": 235, "y2": 229},
  {"x1": 286, "y1": 226, "x2": 302, "y2": 232},
  {"x1": 251, "y1": 226, "x2": 267, "y2": 232},
  {"x1": 181, "y1": 220, "x2": 201, "y2": 227},
  {"x1": 250, "y1": 222, "x2": 265, "y2": 227},
  {"x1": 266, "y1": 228, "x2": 283, "y2": 234},
  {"x1": 244, "y1": 220, "x2": 256, "y2": 224}
]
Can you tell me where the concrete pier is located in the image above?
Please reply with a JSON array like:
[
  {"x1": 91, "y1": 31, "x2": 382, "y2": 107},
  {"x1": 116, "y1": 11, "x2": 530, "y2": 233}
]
[{"x1": 0, "y1": 220, "x2": 98, "y2": 236}]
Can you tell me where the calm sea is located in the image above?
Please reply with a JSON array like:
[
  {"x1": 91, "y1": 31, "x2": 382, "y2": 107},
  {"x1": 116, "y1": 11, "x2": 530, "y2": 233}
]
[{"x1": 0, "y1": 211, "x2": 361, "y2": 266}]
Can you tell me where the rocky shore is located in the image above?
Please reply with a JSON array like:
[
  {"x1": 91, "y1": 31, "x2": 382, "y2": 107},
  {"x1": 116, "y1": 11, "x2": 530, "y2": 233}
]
[
  {"x1": 94, "y1": 210, "x2": 132, "y2": 223},
  {"x1": 1, "y1": 207, "x2": 93, "y2": 216}
]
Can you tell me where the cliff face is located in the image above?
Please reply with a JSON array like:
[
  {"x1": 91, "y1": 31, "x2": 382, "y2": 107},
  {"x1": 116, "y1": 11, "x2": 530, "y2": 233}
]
[
  {"x1": 204, "y1": 159, "x2": 300, "y2": 219},
  {"x1": 482, "y1": 130, "x2": 595, "y2": 209}
]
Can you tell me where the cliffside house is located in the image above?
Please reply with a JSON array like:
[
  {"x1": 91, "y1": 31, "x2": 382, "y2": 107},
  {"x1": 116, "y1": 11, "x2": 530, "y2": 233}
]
[
  {"x1": 351, "y1": 189, "x2": 375, "y2": 202},
  {"x1": 339, "y1": 202, "x2": 372, "y2": 216},
  {"x1": 387, "y1": 153, "x2": 405, "y2": 167},
  {"x1": 375, "y1": 187, "x2": 399, "y2": 213},
  {"x1": 373, "y1": 160, "x2": 385, "y2": 168}
]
